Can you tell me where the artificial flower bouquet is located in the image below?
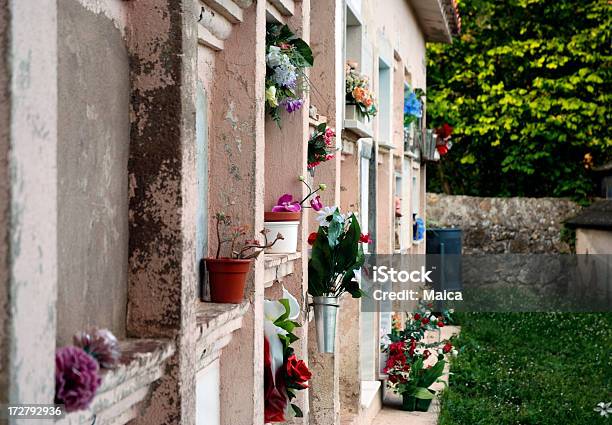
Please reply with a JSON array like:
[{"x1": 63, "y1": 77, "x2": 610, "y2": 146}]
[
  {"x1": 434, "y1": 123, "x2": 453, "y2": 156},
  {"x1": 307, "y1": 207, "x2": 369, "y2": 298},
  {"x1": 345, "y1": 63, "x2": 378, "y2": 120},
  {"x1": 55, "y1": 328, "x2": 120, "y2": 412},
  {"x1": 307, "y1": 123, "x2": 336, "y2": 170},
  {"x1": 264, "y1": 288, "x2": 311, "y2": 421},
  {"x1": 404, "y1": 88, "x2": 425, "y2": 127},
  {"x1": 265, "y1": 177, "x2": 327, "y2": 253},
  {"x1": 265, "y1": 24, "x2": 314, "y2": 126},
  {"x1": 382, "y1": 303, "x2": 457, "y2": 412}
]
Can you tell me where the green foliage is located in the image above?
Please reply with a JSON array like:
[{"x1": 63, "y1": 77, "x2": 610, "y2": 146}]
[
  {"x1": 308, "y1": 209, "x2": 365, "y2": 298},
  {"x1": 426, "y1": 0, "x2": 612, "y2": 200},
  {"x1": 439, "y1": 313, "x2": 612, "y2": 424}
]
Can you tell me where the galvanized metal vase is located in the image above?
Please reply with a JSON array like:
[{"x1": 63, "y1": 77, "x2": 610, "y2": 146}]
[{"x1": 312, "y1": 296, "x2": 339, "y2": 353}]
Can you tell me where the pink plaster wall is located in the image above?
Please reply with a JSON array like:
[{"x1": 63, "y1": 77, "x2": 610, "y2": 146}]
[{"x1": 207, "y1": 1, "x2": 266, "y2": 423}]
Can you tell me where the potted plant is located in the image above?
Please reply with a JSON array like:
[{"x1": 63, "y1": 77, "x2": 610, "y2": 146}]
[
  {"x1": 265, "y1": 177, "x2": 327, "y2": 254},
  {"x1": 205, "y1": 213, "x2": 283, "y2": 303},
  {"x1": 266, "y1": 24, "x2": 314, "y2": 126},
  {"x1": 307, "y1": 207, "x2": 370, "y2": 352},
  {"x1": 307, "y1": 123, "x2": 336, "y2": 175},
  {"x1": 345, "y1": 62, "x2": 378, "y2": 122},
  {"x1": 384, "y1": 338, "x2": 456, "y2": 412},
  {"x1": 382, "y1": 304, "x2": 457, "y2": 411}
]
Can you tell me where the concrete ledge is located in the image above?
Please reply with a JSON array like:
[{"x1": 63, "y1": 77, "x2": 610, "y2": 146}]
[
  {"x1": 57, "y1": 339, "x2": 175, "y2": 425},
  {"x1": 263, "y1": 252, "x2": 302, "y2": 287},
  {"x1": 196, "y1": 301, "x2": 250, "y2": 370}
]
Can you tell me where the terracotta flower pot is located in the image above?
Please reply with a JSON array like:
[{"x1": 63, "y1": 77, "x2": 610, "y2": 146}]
[{"x1": 205, "y1": 258, "x2": 252, "y2": 303}]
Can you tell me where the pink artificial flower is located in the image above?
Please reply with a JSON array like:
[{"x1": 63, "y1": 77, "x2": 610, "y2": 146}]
[
  {"x1": 324, "y1": 128, "x2": 335, "y2": 146},
  {"x1": 307, "y1": 161, "x2": 320, "y2": 169},
  {"x1": 271, "y1": 194, "x2": 302, "y2": 213},
  {"x1": 310, "y1": 195, "x2": 323, "y2": 211},
  {"x1": 325, "y1": 154, "x2": 335, "y2": 161}
]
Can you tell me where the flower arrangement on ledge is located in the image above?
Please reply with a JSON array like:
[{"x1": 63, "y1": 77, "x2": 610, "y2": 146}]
[
  {"x1": 55, "y1": 328, "x2": 120, "y2": 412},
  {"x1": 308, "y1": 207, "x2": 370, "y2": 352},
  {"x1": 404, "y1": 88, "x2": 425, "y2": 127},
  {"x1": 307, "y1": 123, "x2": 336, "y2": 171},
  {"x1": 434, "y1": 123, "x2": 453, "y2": 157},
  {"x1": 264, "y1": 288, "x2": 311, "y2": 421},
  {"x1": 345, "y1": 63, "x2": 378, "y2": 120},
  {"x1": 265, "y1": 24, "x2": 314, "y2": 126},
  {"x1": 382, "y1": 303, "x2": 457, "y2": 412},
  {"x1": 264, "y1": 177, "x2": 326, "y2": 254}
]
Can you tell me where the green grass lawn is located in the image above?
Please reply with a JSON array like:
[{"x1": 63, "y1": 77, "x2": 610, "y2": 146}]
[{"x1": 439, "y1": 313, "x2": 612, "y2": 425}]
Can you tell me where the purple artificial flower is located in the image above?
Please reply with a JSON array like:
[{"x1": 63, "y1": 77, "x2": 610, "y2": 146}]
[
  {"x1": 271, "y1": 194, "x2": 302, "y2": 212},
  {"x1": 73, "y1": 328, "x2": 120, "y2": 369},
  {"x1": 281, "y1": 98, "x2": 303, "y2": 113},
  {"x1": 310, "y1": 195, "x2": 323, "y2": 211},
  {"x1": 55, "y1": 346, "x2": 102, "y2": 412}
]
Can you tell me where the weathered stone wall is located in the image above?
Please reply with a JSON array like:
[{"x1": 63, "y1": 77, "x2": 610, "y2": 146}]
[
  {"x1": 426, "y1": 193, "x2": 582, "y2": 254},
  {"x1": 57, "y1": 0, "x2": 129, "y2": 345}
]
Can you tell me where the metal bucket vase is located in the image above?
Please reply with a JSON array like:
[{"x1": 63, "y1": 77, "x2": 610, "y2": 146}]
[{"x1": 312, "y1": 296, "x2": 339, "y2": 353}]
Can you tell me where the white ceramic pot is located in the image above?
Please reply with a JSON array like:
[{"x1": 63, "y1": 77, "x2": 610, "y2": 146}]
[{"x1": 264, "y1": 221, "x2": 299, "y2": 253}]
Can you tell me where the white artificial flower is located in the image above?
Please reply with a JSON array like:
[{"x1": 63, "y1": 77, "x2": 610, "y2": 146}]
[
  {"x1": 594, "y1": 402, "x2": 612, "y2": 417},
  {"x1": 430, "y1": 315, "x2": 438, "y2": 322},
  {"x1": 266, "y1": 46, "x2": 282, "y2": 68},
  {"x1": 438, "y1": 348, "x2": 444, "y2": 355},
  {"x1": 451, "y1": 349, "x2": 458, "y2": 356},
  {"x1": 316, "y1": 206, "x2": 338, "y2": 227}
]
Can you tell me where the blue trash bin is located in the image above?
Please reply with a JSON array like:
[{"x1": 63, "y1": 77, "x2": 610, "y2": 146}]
[{"x1": 426, "y1": 228, "x2": 462, "y2": 291}]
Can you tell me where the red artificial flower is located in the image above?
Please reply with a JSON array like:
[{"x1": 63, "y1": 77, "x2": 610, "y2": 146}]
[
  {"x1": 307, "y1": 232, "x2": 318, "y2": 246},
  {"x1": 286, "y1": 354, "x2": 311, "y2": 389},
  {"x1": 264, "y1": 338, "x2": 288, "y2": 422},
  {"x1": 423, "y1": 349, "x2": 431, "y2": 359},
  {"x1": 359, "y1": 233, "x2": 373, "y2": 243},
  {"x1": 436, "y1": 144, "x2": 449, "y2": 156},
  {"x1": 421, "y1": 317, "x2": 430, "y2": 325},
  {"x1": 385, "y1": 352, "x2": 407, "y2": 370},
  {"x1": 389, "y1": 341, "x2": 405, "y2": 355},
  {"x1": 442, "y1": 342, "x2": 453, "y2": 354},
  {"x1": 437, "y1": 321, "x2": 445, "y2": 328},
  {"x1": 413, "y1": 313, "x2": 421, "y2": 320},
  {"x1": 435, "y1": 123, "x2": 453, "y2": 140}
]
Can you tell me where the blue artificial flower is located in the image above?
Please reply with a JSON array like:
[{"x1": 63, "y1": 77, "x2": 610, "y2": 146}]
[{"x1": 404, "y1": 92, "x2": 422, "y2": 118}]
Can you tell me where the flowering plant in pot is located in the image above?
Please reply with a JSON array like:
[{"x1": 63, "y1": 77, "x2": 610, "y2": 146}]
[
  {"x1": 307, "y1": 123, "x2": 336, "y2": 172},
  {"x1": 264, "y1": 288, "x2": 311, "y2": 421},
  {"x1": 265, "y1": 177, "x2": 327, "y2": 254},
  {"x1": 266, "y1": 24, "x2": 314, "y2": 126},
  {"x1": 205, "y1": 213, "x2": 283, "y2": 303},
  {"x1": 307, "y1": 207, "x2": 369, "y2": 352},
  {"x1": 345, "y1": 63, "x2": 378, "y2": 121},
  {"x1": 383, "y1": 339, "x2": 455, "y2": 412},
  {"x1": 381, "y1": 303, "x2": 457, "y2": 411}
]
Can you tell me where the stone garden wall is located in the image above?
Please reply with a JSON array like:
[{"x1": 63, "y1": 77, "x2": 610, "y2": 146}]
[{"x1": 426, "y1": 193, "x2": 582, "y2": 254}]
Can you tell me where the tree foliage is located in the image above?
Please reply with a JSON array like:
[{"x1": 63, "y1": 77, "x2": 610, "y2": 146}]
[{"x1": 426, "y1": 0, "x2": 611, "y2": 200}]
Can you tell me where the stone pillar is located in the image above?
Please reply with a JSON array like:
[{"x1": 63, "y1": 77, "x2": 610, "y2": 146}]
[
  {"x1": 309, "y1": 0, "x2": 344, "y2": 213},
  {"x1": 376, "y1": 147, "x2": 394, "y2": 254},
  {"x1": 125, "y1": 1, "x2": 197, "y2": 424},
  {"x1": 207, "y1": 2, "x2": 266, "y2": 424},
  {"x1": 264, "y1": 1, "x2": 312, "y2": 422},
  {"x1": 308, "y1": 0, "x2": 345, "y2": 424},
  {"x1": 0, "y1": 0, "x2": 58, "y2": 413}
]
